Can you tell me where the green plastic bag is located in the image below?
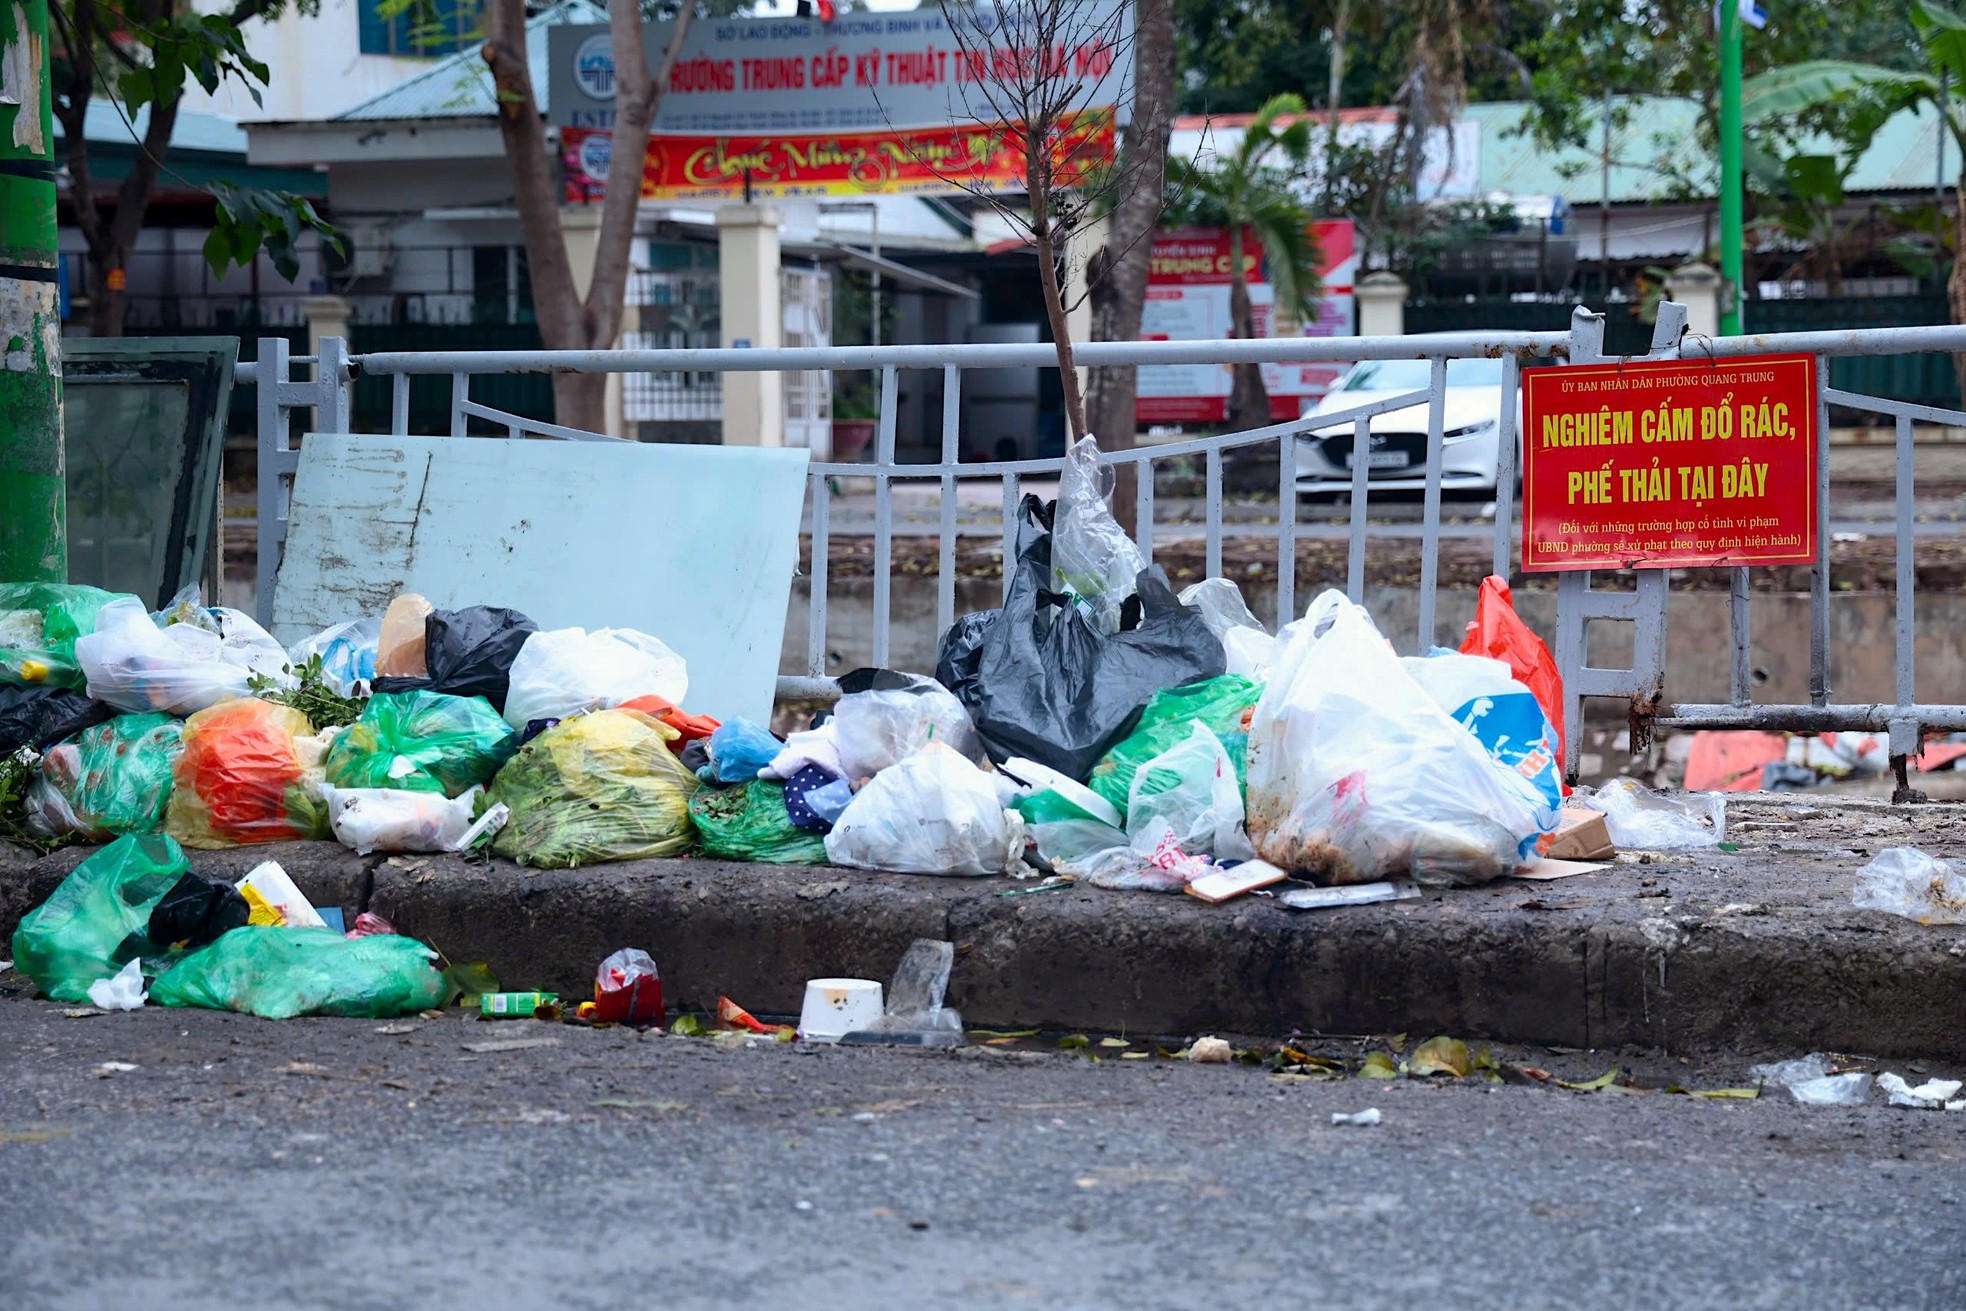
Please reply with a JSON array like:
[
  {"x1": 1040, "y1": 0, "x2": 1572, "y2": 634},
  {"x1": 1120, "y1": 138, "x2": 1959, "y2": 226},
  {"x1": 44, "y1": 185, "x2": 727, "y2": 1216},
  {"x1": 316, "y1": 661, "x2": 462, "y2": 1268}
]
[
  {"x1": 689, "y1": 780, "x2": 830, "y2": 864},
  {"x1": 1084, "y1": 674, "x2": 1262, "y2": 816},
  {"x1": 10, "y1": 833, "x2": 189, "y2": 1003},
  {"x1": 0, "y1": 583, "x2": 125, "y2": 689},
  {"x1": 150, "y1": 926, "x2": 448, "y2": 1019},
  {"x1": 325, "y1": 690, "x2": 517, "y2": 797},
  {"x1": 27, "y1": 713, "x2": 184, "y2": 840},
  {"x1": 488, "y1": 709, "x2": 698, "y2": 868}
]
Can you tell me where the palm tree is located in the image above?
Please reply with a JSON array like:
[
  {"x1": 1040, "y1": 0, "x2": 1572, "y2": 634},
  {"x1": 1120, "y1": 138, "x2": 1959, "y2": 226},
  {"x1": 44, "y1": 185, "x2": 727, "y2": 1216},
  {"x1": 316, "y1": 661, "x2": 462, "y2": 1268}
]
[
  {"x1": 1745, "y1": 1, "x2": 1966, "y2": 396},
  {"x1": 1168, "y1": 93, "x2": 1323, "y2": 431}
]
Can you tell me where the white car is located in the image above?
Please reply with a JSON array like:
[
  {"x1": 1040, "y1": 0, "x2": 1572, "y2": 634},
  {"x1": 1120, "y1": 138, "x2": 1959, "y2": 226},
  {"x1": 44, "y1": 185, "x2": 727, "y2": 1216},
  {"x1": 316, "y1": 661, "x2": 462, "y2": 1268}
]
[{"x1": 1295, "y1": 357, "x2": 1520, "y2": 495}]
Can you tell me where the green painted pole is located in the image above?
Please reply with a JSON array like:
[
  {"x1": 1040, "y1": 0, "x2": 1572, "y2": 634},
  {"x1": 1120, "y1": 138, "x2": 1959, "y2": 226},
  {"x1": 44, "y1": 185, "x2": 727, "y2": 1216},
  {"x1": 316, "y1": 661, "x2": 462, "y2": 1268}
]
[
  {"x1": 0, "y1": 0, "x2": 66, "y2": 582},
  {"x1": 1718, "y1": 0, "x2": 1744, "y2": 336}
]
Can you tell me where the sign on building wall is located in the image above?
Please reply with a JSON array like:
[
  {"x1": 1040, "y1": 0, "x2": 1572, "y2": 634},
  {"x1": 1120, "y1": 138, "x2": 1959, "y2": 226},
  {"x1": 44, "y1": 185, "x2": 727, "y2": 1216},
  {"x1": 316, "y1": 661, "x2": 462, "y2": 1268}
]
[
  {"x1": 561, "y1": 112, "x2": 1114, "y2": 204},
  {"x1": 1135, "y1": 221, "x2": 1359, "y2": 425},
  {"x1": 1520, "y1": 354, "x2": 1818, "y2": 571},
  {"x1": 550, "y1": 7, "x2": 1128, "y2": 199}
]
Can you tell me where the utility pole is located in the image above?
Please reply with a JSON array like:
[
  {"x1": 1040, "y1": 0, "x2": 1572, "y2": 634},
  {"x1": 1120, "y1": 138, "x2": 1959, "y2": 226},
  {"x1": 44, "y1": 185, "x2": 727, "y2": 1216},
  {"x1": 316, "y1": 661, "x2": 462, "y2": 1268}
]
[
  {"x1": 1718, "y1": 0, "x2": 1744, "y2": 336},
  {"x1": 0, "y1": 0, "x2": 65, "y2": 581}
]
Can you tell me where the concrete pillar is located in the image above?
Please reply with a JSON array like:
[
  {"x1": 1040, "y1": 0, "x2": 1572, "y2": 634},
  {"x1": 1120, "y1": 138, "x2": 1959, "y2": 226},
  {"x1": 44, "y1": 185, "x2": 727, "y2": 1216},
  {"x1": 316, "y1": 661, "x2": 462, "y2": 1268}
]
[
  {"x1": 1355, "y1": 271, "x2": 1408, "y2": 339},
  {"x1": 302, "y1": 294, "x2": 352, "y2": 430},
  {"x1": 1665, "y1": 261, "x2": 1721, "y2": 339},
  {"x1": 557, "y1": 205, "x2": 627, "y2": 438},
  {"x1": 718, "y1": 204, "x2": 785, "y2": 447}
]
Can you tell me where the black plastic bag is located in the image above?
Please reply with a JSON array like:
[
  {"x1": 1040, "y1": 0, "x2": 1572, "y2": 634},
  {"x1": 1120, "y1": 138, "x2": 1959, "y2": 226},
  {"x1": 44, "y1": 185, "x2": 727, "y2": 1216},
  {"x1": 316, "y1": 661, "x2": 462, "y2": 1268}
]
[
  {"x1": 146, "y1": 871, "x2": 250, "y2": 952},
  {"x1": 373, "y1": 605, "x2": 537, "y2": 713},
  {"x1": 0, "y1": 686, "x2": 115, "y2": 755},
  {"x1": 937, "y1": 501, "x2": 1225, "y2": 781}
]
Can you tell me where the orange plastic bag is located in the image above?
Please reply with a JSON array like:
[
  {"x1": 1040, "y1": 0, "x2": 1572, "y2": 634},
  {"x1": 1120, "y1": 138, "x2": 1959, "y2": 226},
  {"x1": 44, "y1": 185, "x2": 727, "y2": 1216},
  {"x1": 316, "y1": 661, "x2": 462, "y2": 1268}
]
[
  {"x1": 619, "y1": 694, "x2": 720, "y2": 746},
  {"x1": 165, "y1": 699, "x2": 331, "y2": 848},
  {"x1": 1460, "y1": 576, "x2": 1566, "y2": 769}
]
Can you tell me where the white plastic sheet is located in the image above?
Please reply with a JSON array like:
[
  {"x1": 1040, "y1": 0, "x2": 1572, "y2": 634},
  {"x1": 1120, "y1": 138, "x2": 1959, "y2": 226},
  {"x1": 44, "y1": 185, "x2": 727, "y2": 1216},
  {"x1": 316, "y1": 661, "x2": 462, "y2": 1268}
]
[
  {"x1": 501, "y1": 626, "x2": 689, "y2": 730},
  {"x1": 824, "y1": 745, "x2": 1026, "y2": 877},
  {"x1": 78, "y1": 597, "x2": 292, "y2": 715},
  {"x1": 323, "y1": 784, "x2": 492, "y2": 856}
]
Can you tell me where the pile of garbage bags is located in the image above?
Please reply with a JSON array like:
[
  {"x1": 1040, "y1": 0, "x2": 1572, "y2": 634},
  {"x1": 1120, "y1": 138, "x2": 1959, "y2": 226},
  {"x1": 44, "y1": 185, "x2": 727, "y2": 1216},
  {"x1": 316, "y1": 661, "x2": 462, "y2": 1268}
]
[{"x1": 1, "y1": 437, "x2": 1573, "y2": 902}]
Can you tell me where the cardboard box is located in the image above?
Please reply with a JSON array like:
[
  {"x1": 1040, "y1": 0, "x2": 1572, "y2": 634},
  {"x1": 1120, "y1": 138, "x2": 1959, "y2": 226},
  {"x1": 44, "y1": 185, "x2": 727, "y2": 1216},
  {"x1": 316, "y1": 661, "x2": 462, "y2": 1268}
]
[{"x1": 1545, "y1": 807, "x2": 1613, "y2": 862}]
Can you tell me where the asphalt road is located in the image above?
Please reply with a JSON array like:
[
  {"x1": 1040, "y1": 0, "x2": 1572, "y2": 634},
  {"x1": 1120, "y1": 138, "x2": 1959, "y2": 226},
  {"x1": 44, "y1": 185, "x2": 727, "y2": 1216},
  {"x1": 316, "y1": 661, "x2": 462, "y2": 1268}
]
[{"x1": 2, "y1": 994, "x2": 1962, "y2": 1309}]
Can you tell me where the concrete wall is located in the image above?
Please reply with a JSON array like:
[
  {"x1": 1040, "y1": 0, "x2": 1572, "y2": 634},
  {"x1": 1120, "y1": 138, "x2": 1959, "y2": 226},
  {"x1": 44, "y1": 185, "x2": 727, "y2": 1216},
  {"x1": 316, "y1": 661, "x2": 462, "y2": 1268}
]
[{"x1": 782, "y1": 579, "x2": 1962, "y2": 713}]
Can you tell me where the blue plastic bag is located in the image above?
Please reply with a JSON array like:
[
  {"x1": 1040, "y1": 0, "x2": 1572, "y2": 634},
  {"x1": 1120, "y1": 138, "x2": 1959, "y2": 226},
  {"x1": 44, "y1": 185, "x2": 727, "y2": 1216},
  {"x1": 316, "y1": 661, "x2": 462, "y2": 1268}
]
[{"x1": 700, "y1": 719, "x2": 780, "y2": 784}]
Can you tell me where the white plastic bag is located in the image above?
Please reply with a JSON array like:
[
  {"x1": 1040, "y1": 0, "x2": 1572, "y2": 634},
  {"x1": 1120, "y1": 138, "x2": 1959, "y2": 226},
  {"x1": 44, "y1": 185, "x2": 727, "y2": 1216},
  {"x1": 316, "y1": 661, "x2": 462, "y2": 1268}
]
[
  {"x1": 1128, "y1": 721, "x2": 1253, "y2": 862},
  {"x1": 86, "y1": 958, "x2": 147, "y2": 1011},
  {"x1": 501, "y1": 626, "x2": 689, "y2": 730},
  {"x1": 1178, "y1": 578, "x2": 1265, "y2": 640},
  {"x1": 831, "y1": 674, "x2": 984, "y2": 781},
  {"x1": 322, "y1": 784, "x2": 493, "y2": 856},
  {"x1": 1850, "y1": 847, "x2": 1966, "y2": 925},
  {"x1": 1403, "y1": 651, "x2": 1564, "y2": 817},
  {"x1": 1052, "y1": 435, "x2": 1146, "y2": 634},
  {"x1": 1245, "y1": 590, "x2": 1556, "y2": 886},
  {"x1": 824, "y1": 744, "x2": 1026, "y2": 876},
  {"x1": 1577, "y1": 777, "x2": 1720, "y2": 850},
  {"x1": 287, "y1": 617, "x2": 380, "y2": 697},
  {"x1": 78, "y1": 596, "x2": 292, "y2": 715},
  {"x1": 761, "y1": 721, "x2": 845, "y2": 781}
]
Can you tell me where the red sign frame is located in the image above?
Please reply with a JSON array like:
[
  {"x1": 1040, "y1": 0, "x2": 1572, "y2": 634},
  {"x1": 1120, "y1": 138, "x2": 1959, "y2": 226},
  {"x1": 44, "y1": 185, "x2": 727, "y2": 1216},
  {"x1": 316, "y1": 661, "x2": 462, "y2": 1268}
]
[{"x1": 1520, "y1": 353, "x2": 1819, "y2": 572}]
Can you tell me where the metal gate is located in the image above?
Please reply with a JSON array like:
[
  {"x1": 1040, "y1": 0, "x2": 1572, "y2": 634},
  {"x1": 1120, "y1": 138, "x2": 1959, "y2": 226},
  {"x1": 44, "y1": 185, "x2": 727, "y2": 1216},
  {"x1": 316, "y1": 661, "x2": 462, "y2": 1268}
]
[{"x1": 242, "y1": 303, "x2": 1966, "y2": 793}]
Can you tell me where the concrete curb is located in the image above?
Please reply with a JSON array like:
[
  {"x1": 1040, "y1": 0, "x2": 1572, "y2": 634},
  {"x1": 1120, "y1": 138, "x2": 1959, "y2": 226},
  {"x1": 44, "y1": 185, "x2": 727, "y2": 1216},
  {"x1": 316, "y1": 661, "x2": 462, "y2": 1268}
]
[{"x1": 6, "y1": 811, "x2": 1963, "y2": 1057}]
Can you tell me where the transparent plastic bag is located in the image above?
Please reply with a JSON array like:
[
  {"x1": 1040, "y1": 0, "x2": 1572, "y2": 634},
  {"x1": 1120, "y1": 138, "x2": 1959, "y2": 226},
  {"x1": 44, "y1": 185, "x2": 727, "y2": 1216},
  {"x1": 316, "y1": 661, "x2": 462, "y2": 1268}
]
[
  {"x1": 1178, "y1": 578, "x2": 1265, "y2": 641},
  {"x1": 288, "y1": 617, "x2": 381, "y2": 697},
  {"x1": 831, "y1": 671, "x2": 984, "y2": 781},
  {"x1": 1085, "y1": 674, "x2": 1261, "y2": 817},
  {"x1": 1576, "y1": 777, "x2": 1720, "y2": 850},
  {"x1": 1245, "y1": 590, "x2": 1556, "y2": 886},
  {"x1": 1051, "y1": 435, "x2": 1146, "y2": 634},
  {"x1": 1128, "y1": 722, "x2": 1253, "y2": 862},
  {"x1": 825, "y1": 744, "x2": 1026, "y2": 876},
  {"x1": 1850, "y1": 847, "x2": 1966, "y2": 925},
  {"x1": 165, "y1": 699, "x2": 330, "y2": 848},
  {"x1": 78, "y1": 596, "x2": 292, "y2": 715},
  {"x1": 501, "y1": 626, "x2": 689, "y2": 731},
  {"x1": 487, "y1": 709, "x2": 699, "y2": 867},
  {"x1": 323, "y1": 784, "x2": 490, "y2": 856},
  {"x1": 0, "y1": 582, "x2": 124, "y2": 688},
  {"x1": 26, "y1": 712, "x2": 183, "y2": 840}
]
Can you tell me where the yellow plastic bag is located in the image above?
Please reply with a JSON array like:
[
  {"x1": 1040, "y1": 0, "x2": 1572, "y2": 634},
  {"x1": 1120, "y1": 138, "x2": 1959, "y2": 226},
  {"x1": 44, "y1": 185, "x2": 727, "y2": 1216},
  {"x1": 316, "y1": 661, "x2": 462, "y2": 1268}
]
[{"x1": 487, "y1": 710, "x2": 696, "y2": 867}]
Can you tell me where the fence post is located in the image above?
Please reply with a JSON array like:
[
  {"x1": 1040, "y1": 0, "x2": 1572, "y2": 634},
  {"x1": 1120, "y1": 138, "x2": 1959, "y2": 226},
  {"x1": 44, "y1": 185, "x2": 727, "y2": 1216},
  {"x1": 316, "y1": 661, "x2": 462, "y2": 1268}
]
[
  {"x1": 1355, "y1": 271, "x2": 1408, "y2": 338},
  {"x1": 303, "y1": 297, "x2": 352, "y2": 430}
]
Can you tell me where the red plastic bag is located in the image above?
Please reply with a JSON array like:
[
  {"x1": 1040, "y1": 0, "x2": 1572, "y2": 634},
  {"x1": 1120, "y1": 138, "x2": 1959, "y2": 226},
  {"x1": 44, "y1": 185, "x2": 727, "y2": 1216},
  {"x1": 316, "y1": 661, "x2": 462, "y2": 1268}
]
[
  {"x1": 618, "y1": 694, "x2": 720, "y2": 747},
  {"x1": 165, "y1": 699, "x2": 330, "y2": 848},
  {"x1": 585, "y1": 947, "x2": 665, "y2": 1025},
  {"x1": 1460, "y1": 576, "x2": 1566, "y2": 769}
]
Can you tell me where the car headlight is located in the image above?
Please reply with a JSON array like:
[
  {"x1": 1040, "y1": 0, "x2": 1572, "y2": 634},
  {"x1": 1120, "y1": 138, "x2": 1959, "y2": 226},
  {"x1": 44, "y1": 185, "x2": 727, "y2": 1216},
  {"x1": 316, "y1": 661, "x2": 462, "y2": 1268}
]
[{"x1": 1444, "y1": 417, "x2": 1498, "y2": 443}]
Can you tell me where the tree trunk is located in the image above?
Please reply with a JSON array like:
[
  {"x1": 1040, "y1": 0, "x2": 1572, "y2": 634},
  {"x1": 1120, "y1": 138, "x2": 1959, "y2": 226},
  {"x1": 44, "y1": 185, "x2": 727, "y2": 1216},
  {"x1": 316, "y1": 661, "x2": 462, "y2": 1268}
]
[
  {"x1": 1324, "y1": 0, "x2": 1350, "y2": 211},
  {"x1": 553, "y1": 374, "x2": 610, "y2": 434},
  {"x1": 1084, "y1": 0, "x2": 1175, "y2": 452},
  {"x1": 85, "y1": 250, "x2": 127, "y2": 336},
  {"x1": 1226, "y1": 226, "x2": 1270, "y2": 430},
  {"x1": 1033, "y1": 222, "x2": 1087, "y2": 442}
]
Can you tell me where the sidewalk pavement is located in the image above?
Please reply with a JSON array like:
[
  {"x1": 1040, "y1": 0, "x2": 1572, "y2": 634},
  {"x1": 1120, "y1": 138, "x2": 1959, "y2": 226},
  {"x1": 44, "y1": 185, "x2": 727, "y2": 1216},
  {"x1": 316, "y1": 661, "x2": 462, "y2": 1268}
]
[{"x1": 4, "y1": 794, "x2": 1962, "y2": 1058}]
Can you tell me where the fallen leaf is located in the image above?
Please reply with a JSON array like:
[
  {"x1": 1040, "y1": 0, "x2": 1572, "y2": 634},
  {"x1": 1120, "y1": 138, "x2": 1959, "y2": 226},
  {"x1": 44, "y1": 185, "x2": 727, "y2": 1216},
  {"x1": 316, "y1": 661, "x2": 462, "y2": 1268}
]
[
  {"x1": 1408, "y1": 1036, "x2": 1471, "y2": 1078},
  {"x1": 461, "y1": 1038, "x2": 560, "y2": 1054},
  {"x1": 442, "y1": 962, "x2": 499, "y2": 1009},
  {"x1": 1555, "y1": 1068, "x2": 1621, "y2": 1092},
  {"x1": 1058, "y1": 1034, "x2": 1090, "y2": 1051},
  {"x1": 1121, "y1": 1051, "x2": 1152, "y2": 1060},
  {"x1": 1517, "y1": 1066, "x2": 1554, "y2": 1082},
  {"x1": 1668, "y1": 1085, "x2": 1761, "y2": 1100},
  {"x1": 60, "y1": 1008, "x2": 106, "y2": 1019},
  {"x1": 1270, "y1": 1072, "x2": 1317, "y2": 1085},
  {"x1": 669, "y1": 1014, "x2": 709, "y2": 1037},
  {"x1": 375, "y1": 1023, "x2": 421, "y2": 1036},
  {"x1": 969, "y1": 1028, "x2": 1040, "y2": 1040},
  {"x1": 1098, "y1": 1037, "x2": 1131, "y2": 1049},
  {"x1": 1358, "y1": 1052, "x2": 1400, "y2": 1080}
]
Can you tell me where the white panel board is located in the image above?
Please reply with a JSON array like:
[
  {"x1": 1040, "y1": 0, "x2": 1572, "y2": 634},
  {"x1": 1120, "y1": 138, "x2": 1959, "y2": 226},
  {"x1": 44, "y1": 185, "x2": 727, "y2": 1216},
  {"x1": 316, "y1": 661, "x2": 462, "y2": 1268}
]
[{"x1": 273, "y1": 434, "x2": 809, "y2": 727}]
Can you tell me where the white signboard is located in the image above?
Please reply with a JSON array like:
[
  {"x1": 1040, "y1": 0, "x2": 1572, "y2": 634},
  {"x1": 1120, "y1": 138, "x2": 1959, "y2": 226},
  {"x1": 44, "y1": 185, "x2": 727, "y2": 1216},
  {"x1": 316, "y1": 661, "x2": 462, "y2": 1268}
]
[{"x1": 274, "y1": 436, "x2": 810, "y2": 727}]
